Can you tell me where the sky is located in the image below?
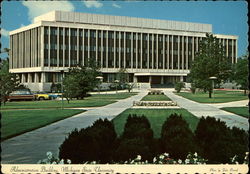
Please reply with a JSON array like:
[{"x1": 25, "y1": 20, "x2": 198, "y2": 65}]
[{"x1": 0, "y1": 1, "x2": 248, "y2": 59}]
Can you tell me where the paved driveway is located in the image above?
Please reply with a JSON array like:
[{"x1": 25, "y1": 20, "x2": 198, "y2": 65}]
[{"x1": 1, "y1": 90, "x2": 147, "y2": 164}]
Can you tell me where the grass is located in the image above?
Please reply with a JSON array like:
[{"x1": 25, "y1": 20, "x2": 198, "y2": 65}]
[
  {"x1": 1, "y1": 109, "x2": 85, "y2": 141},
  {"x1": 112, "y1": 108, "x2": 199, "y2": 138},
  {"x1": 221, "y1": 107, "x2": 249, "y2": 118},
  {"x1": 1, "y1": 92, "x2": 137, "y2": 110},
  {"x1": 141, "y1": 94, "x2": 171, "y2": 101},
  {"x1": 176, "y1": 90, "x2": 248, "y2": 103}
]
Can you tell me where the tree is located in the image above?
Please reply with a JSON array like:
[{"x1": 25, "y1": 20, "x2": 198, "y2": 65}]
[
  {"x1": 232, "y1": 53, "x2": 249, "y2": 95},
  {"x1": 188, "y1": 33, "x2": 232, "y2": 98},
  {"x1": 63, "y1": 60, "x2": 101, "y2": 102},
  {"x1": 0, "y1": 58, "x2": 19, "y2": 105},
  {"x1": 116, "y1": 68, "x2": 134, "y2": 92}
]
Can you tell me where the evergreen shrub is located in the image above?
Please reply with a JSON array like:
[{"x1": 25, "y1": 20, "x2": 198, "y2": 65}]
[
  {"x1": 59, "y1": 118, "x2": 117, "y2": 163},
  {"x1": 161, "y1": 113, "x2": 197, "y2": 160}
]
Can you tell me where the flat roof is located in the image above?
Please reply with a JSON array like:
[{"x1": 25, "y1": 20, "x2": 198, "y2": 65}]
[{"x1": 33, "y1": 11, "x2": 212, "y2": 33}]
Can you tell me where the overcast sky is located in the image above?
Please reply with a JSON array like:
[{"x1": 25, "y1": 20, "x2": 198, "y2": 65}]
[{"x1": 1, "y1": 1, "x2": 248, "y2": 58}]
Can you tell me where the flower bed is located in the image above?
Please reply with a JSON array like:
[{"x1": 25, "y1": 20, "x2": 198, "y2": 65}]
[
  {"x1": 148, "y1": 90, "x2": 164, "y2": 95},
  {"x1": 133, "y1": 101, "x2": 177, "y2": 107}
]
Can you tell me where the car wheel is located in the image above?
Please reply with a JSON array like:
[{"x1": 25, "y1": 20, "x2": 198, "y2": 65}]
[{"x1": 39, "y1": 97, "x2": 45, "y2": 101}]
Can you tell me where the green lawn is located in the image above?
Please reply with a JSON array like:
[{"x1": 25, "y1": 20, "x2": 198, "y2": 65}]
[
  {"x1": 1, "y1": 92, "x2": 137, "y2": 110},
  {"x1": 141, "y1": 94, "x2": 171, "y2": 101},
  {"x1": 112, "y1": 108, "x2": 199, "y2": 138},
  {"x1": 221, "y1": 107, "x2": 249, "y2": 118},
  {"x1": 1, "y1": 109, "x2": 85, "y2": 141},
  {"x1": 176, "y1": 90, "x2": 248, "y2": 103}
]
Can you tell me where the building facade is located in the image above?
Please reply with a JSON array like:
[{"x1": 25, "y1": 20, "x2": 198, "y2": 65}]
[{"x1": 9, "y1": 11, "x2": 238, "y2": 91}]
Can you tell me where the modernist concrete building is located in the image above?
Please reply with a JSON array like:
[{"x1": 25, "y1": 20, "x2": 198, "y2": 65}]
[{"x1": 9, "y1": 11, "x2": 238, "y2": 91}]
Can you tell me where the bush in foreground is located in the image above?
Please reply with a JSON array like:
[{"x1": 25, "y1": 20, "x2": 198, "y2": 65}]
[
  {"x1": 114, "y1": 114, "x2": 157, "y2": 162},
  {"x1": 161, "y1": 113, "x2": 197, "y2": 160},
  {"x1": 59, "y1": 118, "x2": 117, "y2": 163},
  {"x1": 195, "y1": 116, "x2": 249, "y2": 164}
]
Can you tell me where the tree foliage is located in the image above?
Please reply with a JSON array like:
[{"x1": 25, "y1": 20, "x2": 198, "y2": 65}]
[
  {"x1": 59, "y1": 118, "x2": 117, "y2": 163},
  {"x1": 232, "y1": 53, "x2": 249, "y2": 95},
  {"x1": 116, "y1": 68, "x2": 134, "y2": 92},
  {"x1": 161, "y1": 113, "x2": 197, "y2": 160},
  {"x1": 63, "y1": 60, "x2": 101, "y2": 102},
  {"x1": 195, "y1": 116, "x2": 248, "y2": 164},
  {"x1": 0, "y1": 58, "x2": 19, "y2": 105},
  {"x1": 188, "y1": 33, "x2": 232, "y2": 98}
]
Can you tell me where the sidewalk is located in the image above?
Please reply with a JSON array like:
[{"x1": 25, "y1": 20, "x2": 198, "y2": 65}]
[
  {"x1": 164, "y1": 90, "x2": 249, "y2": 131},
  {"x1": 207, "y1": 99, "x2": 249, "y2": 108},
  {"x1": 1, "y1": 90, "x2": 148, "y2": 164}
]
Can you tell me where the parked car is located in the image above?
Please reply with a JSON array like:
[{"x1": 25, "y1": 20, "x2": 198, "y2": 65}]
[
  {"x1": 8, "y1": 89, "x2": 35, "y2": 102},
  {"x1": 49, "y1": 93, "x2": 62, "y2": 100},
  {"x1": 34, "y1": 92, "x2": 51, "y2": 100}
]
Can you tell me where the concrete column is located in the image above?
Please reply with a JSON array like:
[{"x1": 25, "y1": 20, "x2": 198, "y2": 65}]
[
  {"x1": 151, "y1": 34, "x2": 154, "y2": 69},
  {"x1": 231, "y1": 39, "x2": 234, "y2": 63},
  {"x1": 77, "y1": 28, "x2": 79, "y2": 64},
  {"x1": 69, "y1": 28, "x2": 71, "y2": 67},
  {"x1": 235, "y1": 39, "x2": 238, "y2": 63},
  {"x1": 63, "y1": 27, "x2": 65, "y2": 67},
  {"x1": 114, "y1": 31, "x2": 116, "y2": 68},
  {"x1": 28, "y1": 73, "x2": 32, "y2": 83},
  {"x1": 136, "y1": 33, "x2": 138, "y2": 69},
  {"x1": 177, "y1": 35, "x2": 180, "y2": 70},
  {"x1": 48, "y1": 27, "x2": 50, "y2": 67},
  {"x1": 57, "y1": 27, "x2": 60, "y2": 67},
  {"x1": 21, "y1": 73, "x2": 25, "y2": 83},
  {"x1": 101, "y1": 30, "x2": 103, "y2": 68},
  {"x1": 156, "y1": 34, "x2": 158, "y2": 69},
  {"x1": 82, "y1": 29, "x2": 85, "y2": 66},
  {"x1": 196, "y1": 37, "x2": 198, "y2": 52},
  {"x1": 131, "y1": 32, "x2": 133, "y2": 69},
  {"x1": 180, "y1": 76, "x2": 184, "y2": 82},
  {"x1": 118, "y1": 31, "x2": 121, "y2": 68},
  {"x1": 147, "y1": 33, "x2": 149, "y2": 69},
  {"x1": 133, "y1": 76, "x2": 138, "y2": 83},
  {"x1": 96, "y1": 30, "x2": 98, "y2": 64},
  {"x1": 192, "y1": 36, "x2": 194, "y2": 61},
  {"x1": 163, "y1": 35, "x2": 165, "y2": 69},
  {"x1": 161, "y1": 76, "x2": 164, "y2": 84},
  {"x1": 124, "y1": 32, "x2": 126, "y2": 68},
  {"x1": 106, "y1": 30, "x2": 108, "y2": 68},
  {"x1": 226, "y1": 39, "x2": 229, "y2": 57},
  {"x1": 34, "y1": 73, "x2": 38, "y2": 83},
  {"x1": 88, "y1": 29, "x2": 90, "y2": 62},
  {"x1": 41, "y1": 27, "x2": 44, "y2": 67},
  {"x1": 149, "y1": 76, "x2": 152, "y2": 84},
  {"x1": 167, "y1": 35, "x2": 169, "y2": 69},
  {"x1": 41, "y1": 72, "x2": 46, "y2": 83},
  {"x1": 171, "y1": 35, "x2": 173, "y2": 70},
  {"x1": 186, "y1": 36, "x2": 188, "y2": 70},
  {"x1": 182, "y1": 36, "x2": 184, "y2": 70},
  {"x1": 140, "y1": 33, "x2": 143, "y2": 69}
]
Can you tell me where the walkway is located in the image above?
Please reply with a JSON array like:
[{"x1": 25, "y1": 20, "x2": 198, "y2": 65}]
[
  {"x1": 1, "y1": 90, "x2": 148, "y2": 164},
  {"x1": 207, "y1": 99, "x2": 249, "y2": 108},
  {"x1": 164, "y1": 90, "x2": 249, "y2": 131}
]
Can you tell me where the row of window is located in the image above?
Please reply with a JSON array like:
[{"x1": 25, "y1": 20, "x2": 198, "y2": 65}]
[
  {"x1": 45, "y1": 27, "x2": 201, "y2": 42},
  {"x1": 45, "y1": 44, "x2": 193, "y2": 55}
]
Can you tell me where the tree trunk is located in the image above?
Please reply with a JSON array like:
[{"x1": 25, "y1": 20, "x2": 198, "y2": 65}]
[
  {"x1": 244, "y1": 89, "x2": 246, "y2": 96},
  {"x1": 209, "y1": 91, "x2": 212, "y2": 98}
]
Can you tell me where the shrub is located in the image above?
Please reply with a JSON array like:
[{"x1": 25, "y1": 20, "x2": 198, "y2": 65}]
[
  {"x1": 174, "y1": 82, "x2": 185, "y2": 93},
  {"x1": 59, "y1": 118, "x2": 117, "y2": 163},
  {"x1": 195, "y1": 116, "x2": 249, "y2": 164},
  {"x1": 161, "y1": 113, "x2": 197, "y2": 160},
  {"x1": 190, "y1": 83, "x2": 196, "y2": 94},
  {"x1": 115, "y1": 114, "x2": 157, "y2": 162}
]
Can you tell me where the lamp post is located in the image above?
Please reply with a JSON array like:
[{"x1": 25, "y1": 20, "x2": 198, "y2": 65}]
[
  {"x1": 114, "y1": 80, "x2": 119, "y2": 94},
  {"x1": 209, "y1": 76, "x2": 217, "y2": 98},
  {"x1": 60, "y1": 70, "x2": 64, "y2": 110},
  {"x1": 96, "y1": 76, "x2": 103, "y2": 94}
]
